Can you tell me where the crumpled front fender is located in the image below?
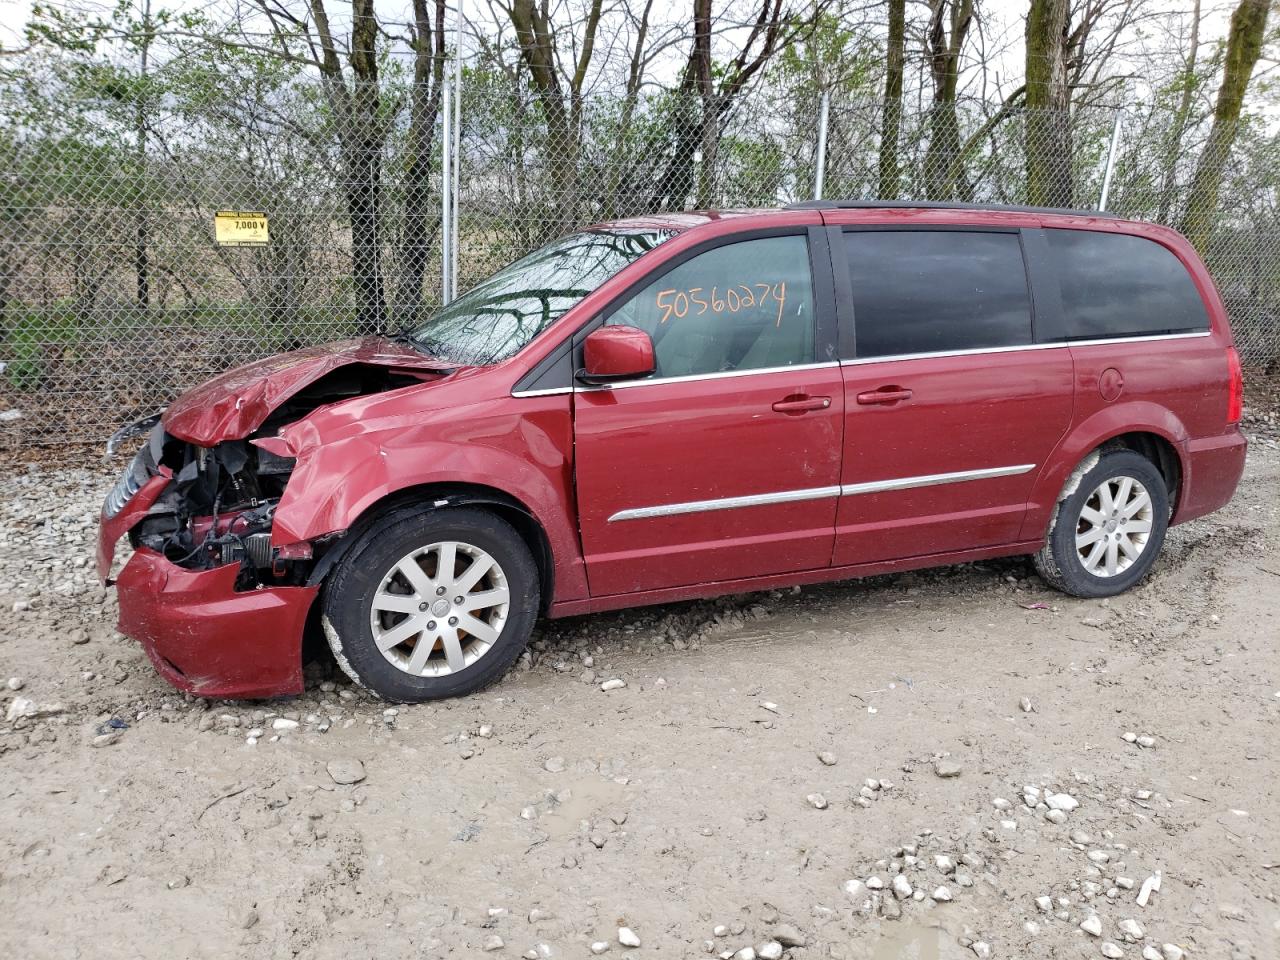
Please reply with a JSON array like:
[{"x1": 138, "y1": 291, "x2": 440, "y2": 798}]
[{"x1": 269, "y1": 396, "x2": 588, "y2": 603}]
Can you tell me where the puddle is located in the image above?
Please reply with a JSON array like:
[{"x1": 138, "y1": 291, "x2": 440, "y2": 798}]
[
  {"x1": 537, "y1": 776, "x2": 627, "y2": 839},
  {"x1": 843, "y1": 922, "x2": 965, "y2": 960}
]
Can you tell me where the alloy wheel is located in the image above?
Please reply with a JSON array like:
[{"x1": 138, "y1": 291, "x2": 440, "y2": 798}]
[
  {"x1": 369, "y1": 541, "x2": 510, "y2": 677},
  {"x1": 1075, "y1": 475, "x2": 1154, "y2": 578}
]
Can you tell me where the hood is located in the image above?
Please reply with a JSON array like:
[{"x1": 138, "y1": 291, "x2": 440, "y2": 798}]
[{"x1": 163, "y1": 337, "x2": 452, "y2": 445}]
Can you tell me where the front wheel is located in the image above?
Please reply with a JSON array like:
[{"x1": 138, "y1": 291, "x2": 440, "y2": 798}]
[
  {"x1": 1034, "y1": 450, "x2": 1170, "y2": 599},
  {"x1": 321, "y1": 506, "x2": 540, "y2": 701}
]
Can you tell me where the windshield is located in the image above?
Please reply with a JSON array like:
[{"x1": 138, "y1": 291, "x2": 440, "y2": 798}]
[{"x1": 403, "y1": 228, "x2": 676, "y2": 364}]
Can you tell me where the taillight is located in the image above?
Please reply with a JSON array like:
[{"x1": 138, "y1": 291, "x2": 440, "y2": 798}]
[{"x1": 1226, "y1": 346, "x2": 1244, "y2": 424}]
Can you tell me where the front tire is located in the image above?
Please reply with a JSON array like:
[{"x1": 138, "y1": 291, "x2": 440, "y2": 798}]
[
  {"x1": 321, "y1": 506, "x2": 540, "y2": 701},
  {"x1": 1034, "y1": 450, "x2": 1170, "y2": 599}
]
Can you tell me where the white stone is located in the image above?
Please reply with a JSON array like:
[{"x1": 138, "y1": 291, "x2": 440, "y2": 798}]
[
  {"x1": 757, "y1": 943, "x2": 783, "y2": 960},
  {"x1": 1142, "y1": 948, "x2": 1162, "y2": 960},
  {"x1": 1136, "y1": 872, "x2": 1161, "y2": 907},
  {"x1": 272, "y1": 718, "x2": 298, "y2": 731},
  {"x1": 843, "y1": 879, "x2": 864, "y2": 897},
  {"x1": 600, "y1": 679, "x2": 626, "y2": 691},
  {"x1": 590, "y1": 943, "x2": 610, "y2": 955},
  {"x1": 1160, "y1": 946, "x2": 1184, "y2": 960},
  {"x1": 618, "y1": 927, "x2": 641, "y2": 948},
  {"x1": 1046, "y1": 793, "x2": 1079, "y2": 812},
  {"x1": 1080, "y1": 915, "x2": 1103, "y2": 937},
  {"x1": 864, "y1": 876, "x2": 884, "y2": 890},
  {"x1": 934, "y1": 854, "x2": 956, "y2": 873},
  {"x1": 971, "y1": 942, "x2": 992, "y2": 959},
  {"x1": 482, "y1": 935, "x2": 504, "y2": 952},
  {"x1": 892, "y1": 874, "x2": 913, "y2": 899},
  {"x1": 1101, "y1": 943, "x2": 1124, "y2": 959},
  {"x1": 806, "y1": 793, "x2": 828, "y2": 810},
  {"x1": 1035, "y1": 895, "x2": 1052, "y2": 912},
  {"x1": 932, "y1": 886, "x2": 952, "y2": 902},
  {"x1": 1118, "y1": 918, "x2": 1143, "y2": 940}
]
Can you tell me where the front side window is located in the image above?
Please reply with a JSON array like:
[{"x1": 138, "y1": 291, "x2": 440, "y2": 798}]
[
  {"x1": 1044, "y1": 229, "x2": 1210, "y2": 340},
  {"x1": 605, "y1": 234, "x2": 816, "y2": 379},
  {"x1": 402, "y1": 229, "x2": 674, "y2": 364},
  {"x1": 845, "y1": 230, "x2": 1033, "y2": 358}
]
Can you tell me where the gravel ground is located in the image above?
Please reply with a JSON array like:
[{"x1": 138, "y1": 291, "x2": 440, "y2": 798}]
[{"x1": 2, "y1": 421, "x2": 1278, "y2": 960}]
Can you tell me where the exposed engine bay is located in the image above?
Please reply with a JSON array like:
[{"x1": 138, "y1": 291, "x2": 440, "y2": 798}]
[{"x1": 111, "y1": 363, "x2": 435, "y2": 590}]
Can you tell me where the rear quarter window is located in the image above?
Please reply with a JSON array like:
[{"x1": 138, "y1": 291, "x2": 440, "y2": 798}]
[{"x1": 1045, "y1": 229, "x2": 1210, "y2": 340}]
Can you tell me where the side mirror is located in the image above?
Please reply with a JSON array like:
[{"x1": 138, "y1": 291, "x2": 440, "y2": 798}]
[{"x1": 578, "y1": 325, "x2": 656, "y2": 384}]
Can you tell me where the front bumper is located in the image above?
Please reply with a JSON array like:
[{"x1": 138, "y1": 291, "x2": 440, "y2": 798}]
[{"x1": 115, "y1": 547, "x2": 318, "y2": 699}]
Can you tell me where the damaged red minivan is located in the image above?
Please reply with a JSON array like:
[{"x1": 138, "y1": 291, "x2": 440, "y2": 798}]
[{"x1": 99, "y1": 202, "x2": 1247, "y2": 701}]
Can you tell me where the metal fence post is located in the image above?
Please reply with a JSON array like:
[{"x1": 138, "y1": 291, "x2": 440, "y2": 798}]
[
  {"x1": 441, "y1": 79, "x2": 453, "y2": 304},
  {"x1": 450, "y1": 0, "x2": 464, "y2": 298},
  {"x1": 813, "y1": 90, "x2": 830, "y2": 200},
  {"x1": 1099, "y1": 109, "x2": 1122, "y2": 212}
]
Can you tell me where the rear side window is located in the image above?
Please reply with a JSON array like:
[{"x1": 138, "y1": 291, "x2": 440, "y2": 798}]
[
  {"x1": 845, "y1": 231, "x2": 1033, "y2": 358},
  {"x1": 1045, "y1": 229, "x2": 1209, "y2": 340}
]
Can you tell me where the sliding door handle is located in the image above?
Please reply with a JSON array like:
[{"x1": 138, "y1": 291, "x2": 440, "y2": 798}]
[{"x1": 856, "y1": 387, "x2": 913, "y2": 405}]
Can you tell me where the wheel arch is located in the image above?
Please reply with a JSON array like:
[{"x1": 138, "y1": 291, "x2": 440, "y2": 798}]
[
  {"x1": 305, "y1": 481, "x2": 558, "y2": 615},
  {"x1": 1022, "y1": 403, "x2": 1191, "y2": 541}
]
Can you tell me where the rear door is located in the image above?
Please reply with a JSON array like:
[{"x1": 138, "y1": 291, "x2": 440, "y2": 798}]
[
  {"x1": 831, "y1": 224, "x2": 1074, "y2": 566},
  {"x1": 573, "y1": 228, "x2": 844, "y2": 597}
]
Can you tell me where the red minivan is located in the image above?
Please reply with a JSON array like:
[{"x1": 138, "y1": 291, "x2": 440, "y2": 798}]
[{"x1": 98, "y1": 202, "x2": 1248, "y2": 701}]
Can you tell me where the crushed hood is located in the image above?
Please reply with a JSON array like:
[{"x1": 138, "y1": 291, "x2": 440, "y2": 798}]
[{"x1": 163, "y1": 337, "x2": 450, "y2": 445}]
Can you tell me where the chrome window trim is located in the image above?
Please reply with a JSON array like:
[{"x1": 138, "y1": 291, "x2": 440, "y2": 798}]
[
  {"x1": 576, "y1": 361, "x2": 841, "y2": 393},
  {"x1": 840, "y1": 463, "x2": 1036, "y2": 497},
  {"x1": 839, "y1": 330, "x2": 1210, "y2": 367},
  {"x1": 608, "y1": 464, "x2": 1037, "y2": 522},
  {"x1": 1057, "y1": 330, "x2": 1210, "y2": 348},
  {"x1": 608, "y1": 485, "x2": 841, "y2": 522},
  {"x1": 511, "y1": 386, "x2": 573, "y2": 398}
]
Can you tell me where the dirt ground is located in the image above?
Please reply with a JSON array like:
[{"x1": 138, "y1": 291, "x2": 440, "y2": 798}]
[{"x1": 2, "y1": 422, "x2": 1278, "y2": 960}]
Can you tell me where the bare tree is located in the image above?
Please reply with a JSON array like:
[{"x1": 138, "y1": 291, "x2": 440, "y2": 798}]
[
  {"x1": 1182, "y1": 0, "x2": 1269, "y2": 249},
  {"x1": 878, "y1": 0, "x2": 906, "y2": 199},
  {"x1": 922, "y1": 0, "x2": 975, "y2": 201},
  {"x1": 1025, "y1": 0, "x2": 1072, "y2": 206}
]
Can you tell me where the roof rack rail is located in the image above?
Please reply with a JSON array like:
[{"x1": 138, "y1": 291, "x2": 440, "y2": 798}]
[{"x1": 785, "y1": 199, "x2": 1118, "y2": 218}]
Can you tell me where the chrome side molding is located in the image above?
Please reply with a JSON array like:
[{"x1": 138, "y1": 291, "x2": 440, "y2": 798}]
[{"x1": 608, "y1": 464, "x2": 1036, "y2": 522}]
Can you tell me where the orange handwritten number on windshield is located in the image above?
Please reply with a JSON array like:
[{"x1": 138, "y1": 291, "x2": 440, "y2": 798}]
[{"x1": 655, "y1": 288, "x2": 676, "y2": 324}]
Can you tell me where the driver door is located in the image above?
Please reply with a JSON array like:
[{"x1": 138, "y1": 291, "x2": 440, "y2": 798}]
[{"x1": 572, "y1": 230, "x2": 844, "y2": 597}]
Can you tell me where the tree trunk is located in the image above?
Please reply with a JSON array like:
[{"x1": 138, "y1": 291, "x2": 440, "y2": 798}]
[
  {"x1": 1181, "y1": 0, "x2": 1267, "y2": 251},
  {"x1": 922, "y1": 0, "x2": 972, "y2": 201},
  {"x1": 346, "y1": 0, "x2": 387, "y2": 335},
  {"x1": 1157, "y1": 0, "x2": 1200, "y2": 223},
  {"x1": 394, "y1": 0, "x2": 446, "y2": 324},
  {"x1": 877, "y1": 0, "x2": 906, "y2": 199},
  {"x1": 1025, "y1": 0, "x2": 1072, "y2": 207},
  {"x1": 134, "y1": 0, "x2": 153, "y2": 311}
]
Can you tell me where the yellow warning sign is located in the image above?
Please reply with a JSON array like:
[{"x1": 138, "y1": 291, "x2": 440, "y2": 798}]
[{"x1": 214, "y1": 211, "x2": 269, "y2": 246}]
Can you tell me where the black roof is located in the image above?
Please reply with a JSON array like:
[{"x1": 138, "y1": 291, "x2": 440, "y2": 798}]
[{"x1": 785, "y1": 199, "x2": 1119, "y2": 219}]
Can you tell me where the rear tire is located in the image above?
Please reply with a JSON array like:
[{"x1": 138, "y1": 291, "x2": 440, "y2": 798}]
[
  {"x1": 1034, "y1": 449, "x2": 1169, "y2": 599},
  {"x1": 321, "y1": 506, "x2": 540, "y2": 701}
]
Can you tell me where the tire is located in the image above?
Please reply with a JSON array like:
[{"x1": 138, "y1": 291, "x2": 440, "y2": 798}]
[
  {"x1": 1034, "y1": 449, "x2": 1170, "y2": 599},
  {"x1": 320, "y1": 506, "x2": 540, "y2": 701}
]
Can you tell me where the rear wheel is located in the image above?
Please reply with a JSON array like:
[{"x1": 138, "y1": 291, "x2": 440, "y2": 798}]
[
  {"x1": 1034, "y1": 449, "x2": 1170, "y2": 599},
  {"x1": 321, "y1": 506, "x2": 540, "y2": 701}
]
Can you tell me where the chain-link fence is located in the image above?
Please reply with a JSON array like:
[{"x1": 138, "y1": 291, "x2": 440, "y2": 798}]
[{"x1": 3, "y1": 73, "x2": 1278, "y2": 446}]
